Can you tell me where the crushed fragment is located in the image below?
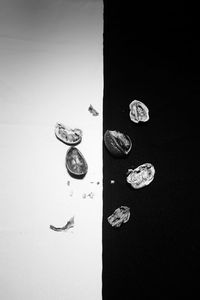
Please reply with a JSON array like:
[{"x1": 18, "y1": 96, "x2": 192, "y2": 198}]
[
  {"x1": 129, "y1": 100, "x2": 149, "y2": 123},
  {"x1": 108, "y1": 206, "x2": 130, "y2": 228},
  {"x1": 50, "y1": 216, "x2": 74, "y2": 232},
  {"x1": 127, "y1": 163, "x2": 155, "y2": 189},
  {"x1": 88, "y1": 104, "x2": 99, "y2": 116},
  {"x1": 55, "y1": 123, "x2": 82, "y2": 145}
]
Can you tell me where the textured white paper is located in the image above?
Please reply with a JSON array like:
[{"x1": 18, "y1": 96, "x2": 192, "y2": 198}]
[{"x1": 0, "y1": 1, "x2": 103, "y2": 299}]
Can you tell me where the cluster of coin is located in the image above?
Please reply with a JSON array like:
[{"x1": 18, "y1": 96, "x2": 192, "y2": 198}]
[{"x1": 105, "y1": 100, "x2": 155, "y2": 228}]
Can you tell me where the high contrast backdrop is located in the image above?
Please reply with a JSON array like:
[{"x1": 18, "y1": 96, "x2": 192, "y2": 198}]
[
  {"x1": 103, "y1": 2, "x2": 199, "y2": 299},
  {"x1": 0, "y1": 1, "x2": 103, "y2": 299}
]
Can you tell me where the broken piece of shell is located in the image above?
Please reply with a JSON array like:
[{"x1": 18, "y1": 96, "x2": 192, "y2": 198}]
[
  {"x1": 55, "y1": 123, "x2": 82, "y2": 145},
  {"x1": 88, "y1": 104, "x2": 99, "y2": 116},
  {"x1": 66, "y1": 147, "x2": 88, "y2": 178},
  {"x1": 129, "y1": 100, "x2": 149, "y2": 123},
  {"x1": 127, "y1": 163, "x2": 155, "y2": 189},
  {"x1": 50, "y1": 216, "x2": 74, "y2": 232},
  {"x1": 107, "y1": 206, "x2": 130, "y2": 228}
]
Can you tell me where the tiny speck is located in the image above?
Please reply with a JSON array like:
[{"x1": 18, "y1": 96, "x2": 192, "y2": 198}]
[
  {"x1": 88, "y1": 192, "x2": 94, "y2": 199},
  {"x1": 111, "y1": 180, "x2": 115, "y2": 184}
]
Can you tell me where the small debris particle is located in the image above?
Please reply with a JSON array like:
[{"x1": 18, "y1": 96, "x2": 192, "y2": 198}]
[
  {"x1": 88, "y1": 104, "x2": 99, "y2": 116},
  {"x1": 82, "y1": 192, "x2": 95, "y2": 199},
  {"x1": 50, "y1": 216, "x2": 74, "y2": 232},
  {"x1": 88, "y1": 192, "x2": 94, "y2": 199},
  {"x1": 69, "y1": 190, "x2": 73, "y2": 196},
  {"x1": 67, "y1": 180, "x2": 70, "y2": 186},
  {"x1": 110, "y1": 180, "x2": 115, "y2": 184},
  {"x1": 97, "y1": 181, "x2": 100, "y2": 185}
]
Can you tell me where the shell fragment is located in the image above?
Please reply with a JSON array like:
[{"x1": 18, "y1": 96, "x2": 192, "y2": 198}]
[
  {"x1": 88, "y1": 104, "x2": 99, "y2": 116},
  {"x1": 50, "y1": 216, "x2": 74, "y2": 232},
  {"x1": 129, "y1": 100, "x2": 149, "y2": 123},
  {"x1": 55, "y1": 123, "x2": 82, "y2": 145},
  {"x1": 127, "y1": 163, "x2": 155, "y2": 189},
  {"x1": 107, "y1": 206, "x2": 130, "y2": 228}
]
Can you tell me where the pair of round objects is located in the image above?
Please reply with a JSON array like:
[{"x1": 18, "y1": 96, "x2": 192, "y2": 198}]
[
  {"x1": 103, "y1": 100, "x2": 149, "y2": 157},
  {"x1": 106, "y1": 163, "x2": 155, "y2": 228},
  {"x1": 55, "y1": 123, "x2": 88, "y2": 177},
  {"x1": 128, "y1": 100, "x2": 155, "y2": 188}
]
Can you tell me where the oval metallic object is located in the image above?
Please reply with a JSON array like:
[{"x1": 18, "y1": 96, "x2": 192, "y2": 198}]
[
  {"x1": 127, "y1": 163, "x2": 155, "y2": 189},
  {"x1": 65, "y1": 147, "x2": 88, "y2": 178},
  {"x1": 129, "y1": 100, "x2": 149, "y2": 123},
  {"x1": 104, "y1": 130, "x2": 132, "y2": 157},
  {"x1": 107, "y1": 206, "x2": 130, "y2": 228},
  {"x1": 55, "y1": 123, "x2": 82, "y2": 145}
]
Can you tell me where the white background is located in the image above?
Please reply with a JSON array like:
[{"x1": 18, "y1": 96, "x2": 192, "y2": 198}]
[{"x1": 0, "y1": 1, "x2": 103, "y2": 299}]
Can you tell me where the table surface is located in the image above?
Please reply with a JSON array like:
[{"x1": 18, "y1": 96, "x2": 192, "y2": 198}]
[{"x1": 0, "y1": 1, "x2": 103, "y2": 300}]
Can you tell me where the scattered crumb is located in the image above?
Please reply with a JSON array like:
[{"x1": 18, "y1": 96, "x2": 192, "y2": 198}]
[
  {"x1": 67, "y1": 180, "x2": 70, "y2": 186},
  {"x1": 97, "y1": 181, "x2": 100, "y2": 185},
  {"x1": 82, "y1": 192, "x2": 95, "y2": 199},
  {"x1": 69, "y1": 190, "x2": 73, "y2": 196},
  {"x1": 88, "y1": 192, "x2": 94, "y2": 199},
  {"x1": 111, "y1": 180, "x2": 115, "y2": 184}
]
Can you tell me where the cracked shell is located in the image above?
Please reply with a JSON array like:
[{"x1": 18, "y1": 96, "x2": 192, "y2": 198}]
[
  {"x1": 104, "y1": 130, "x2": 132, "y2": 157},
  {"x1": 127, "y1": 163, "x2": 155, "y2": 189},
  {"x1": 129, "y1": 100, "x2": 149, "y2": 123},
  {"x1": 65, "y1": 147, "x2": 88, "y2": 178},
  {"x1": 55, "y1": 123, "x2": 82, "y2": 145},
  {"x1": 107, "y1": 206, "x2": 130, "y2": 228}
]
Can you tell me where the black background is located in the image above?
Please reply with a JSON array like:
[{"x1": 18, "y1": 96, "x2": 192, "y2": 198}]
[{"x1": 103, "y1": 2, "x2": 199, "y2": 299}]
